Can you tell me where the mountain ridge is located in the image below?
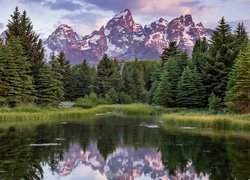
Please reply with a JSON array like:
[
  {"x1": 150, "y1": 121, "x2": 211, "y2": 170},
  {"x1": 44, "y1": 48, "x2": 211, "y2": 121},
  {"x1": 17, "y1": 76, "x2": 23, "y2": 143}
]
[{"x1": 2, "y1": 9, "x2": 213, "y2": 65}]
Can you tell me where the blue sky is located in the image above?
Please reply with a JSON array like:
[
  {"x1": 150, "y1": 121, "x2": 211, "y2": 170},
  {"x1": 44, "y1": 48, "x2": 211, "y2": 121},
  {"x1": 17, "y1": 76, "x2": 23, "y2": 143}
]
[{"x1": 0, "y1": 0, "x2": 249, "y2": 38}]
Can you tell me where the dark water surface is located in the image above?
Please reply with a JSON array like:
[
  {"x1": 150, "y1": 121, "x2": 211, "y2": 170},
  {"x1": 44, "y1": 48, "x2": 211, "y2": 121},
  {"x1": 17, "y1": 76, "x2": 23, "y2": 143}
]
[{"x1": 0, "y1": 115, "x2": 249, "y2": 180}]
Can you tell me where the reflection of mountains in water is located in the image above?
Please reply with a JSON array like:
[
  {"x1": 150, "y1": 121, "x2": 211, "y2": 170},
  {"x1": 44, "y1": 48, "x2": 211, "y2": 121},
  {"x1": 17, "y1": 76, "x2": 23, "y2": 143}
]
[{"x1": 55, "y1": 142, "x2": 209, "y2": 180}]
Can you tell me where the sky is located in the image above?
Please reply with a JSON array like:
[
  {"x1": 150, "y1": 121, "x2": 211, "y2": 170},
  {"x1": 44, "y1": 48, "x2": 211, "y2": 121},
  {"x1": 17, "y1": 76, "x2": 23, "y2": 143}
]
[{"x1": 0, "y1": 0, "x2": 249, "y2": 39}]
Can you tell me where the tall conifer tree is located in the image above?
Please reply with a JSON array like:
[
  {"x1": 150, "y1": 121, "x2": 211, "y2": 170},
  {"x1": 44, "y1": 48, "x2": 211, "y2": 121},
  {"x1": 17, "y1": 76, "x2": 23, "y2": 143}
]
[
  {"x1": 7, "y1": 7, "x2": 44, "y2": 98},
  {"x1": 225, "y1": 42, "x2": 250, "y2": 113}
]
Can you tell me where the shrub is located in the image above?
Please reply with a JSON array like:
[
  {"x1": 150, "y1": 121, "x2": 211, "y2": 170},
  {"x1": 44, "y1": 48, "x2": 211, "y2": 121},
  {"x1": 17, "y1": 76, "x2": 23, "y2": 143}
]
[
  {"x1": 208, "y1": 93, "x2": 223, "y2": 113},
  {"x1": 74, "y1": 93, "x2": 108, "y2": 109},
  {"x1": 105, "y1": 88, "x2": 119, "y2": 104},
  {"x1": 119, "y1": 92, "x2": 133, "y2": 104}
]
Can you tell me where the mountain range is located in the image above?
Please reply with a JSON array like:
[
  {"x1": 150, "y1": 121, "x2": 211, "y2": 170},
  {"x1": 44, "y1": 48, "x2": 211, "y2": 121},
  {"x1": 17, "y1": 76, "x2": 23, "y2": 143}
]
[
  {"x1": 43, "y1": 9, "x2": 212, "y2": 65},
  {"x1": 1, "y1": 9, "x2": 212, "y2": 65}
]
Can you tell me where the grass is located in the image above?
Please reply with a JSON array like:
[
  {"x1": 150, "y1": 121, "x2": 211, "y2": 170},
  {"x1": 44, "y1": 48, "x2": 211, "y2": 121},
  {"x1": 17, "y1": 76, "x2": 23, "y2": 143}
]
[
  {"x1": 0, "y1": 104, "x2": 249, "y2": 131},
  {"x1": 161, "y1": 112, "x2": 250, "y2": 131},
  {"x1": 0, "y1": 104, "x2": 163, "y2": 123}
]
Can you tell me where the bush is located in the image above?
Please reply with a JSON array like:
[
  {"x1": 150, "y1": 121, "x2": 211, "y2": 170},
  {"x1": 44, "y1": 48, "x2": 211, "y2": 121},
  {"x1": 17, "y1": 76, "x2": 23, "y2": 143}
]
[
  {"x1": 105, "y1": 88, "x2": 119, "y2": 104},
  {"x1": 74, "y1": 98, "x2": 95, "y2": 109},
  {"x1": 208, "y1": 93, "x2": 223, "y2": 113},
  {"x1": 119, "y1": 92, "x2": 133, "y2": 104},
  {"x1": 74, "y1": 93, "x2": 108, "y2": 109}
]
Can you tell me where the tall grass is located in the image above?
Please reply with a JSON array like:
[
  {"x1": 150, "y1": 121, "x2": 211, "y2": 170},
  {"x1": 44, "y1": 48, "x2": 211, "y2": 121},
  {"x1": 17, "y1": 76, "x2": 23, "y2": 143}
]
[
  {"x1": 0, "y1": 104, "x2": 162, "y2": 123},
  {"x1": 161, "y1": 112, "x2": 250, "y2": 131}
]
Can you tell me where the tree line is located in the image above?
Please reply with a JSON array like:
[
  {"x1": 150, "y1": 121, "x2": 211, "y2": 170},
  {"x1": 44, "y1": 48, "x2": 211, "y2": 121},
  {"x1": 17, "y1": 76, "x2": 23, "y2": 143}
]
[{"x1": 0, "y1": 7, "x2": 249, "y2": 113}]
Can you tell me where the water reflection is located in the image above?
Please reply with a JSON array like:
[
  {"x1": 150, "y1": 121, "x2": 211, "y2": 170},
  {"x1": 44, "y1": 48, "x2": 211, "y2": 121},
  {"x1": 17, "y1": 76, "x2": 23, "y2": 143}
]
[
  {"x1": 0, "y1": 115, "x2": 249, "y2": 180},
  {"x1": 49, "y1": 142, "x2": 208, "y2": 180}
]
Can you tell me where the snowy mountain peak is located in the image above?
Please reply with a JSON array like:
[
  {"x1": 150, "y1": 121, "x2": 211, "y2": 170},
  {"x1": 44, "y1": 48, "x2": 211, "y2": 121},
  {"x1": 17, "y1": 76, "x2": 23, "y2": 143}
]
[
  {"x1": 43, "y1": 10, "x2": 212, "y2": 65},
  {"x1": 157, "y1": 18, "x2": 169, "y2": 26},
  {"x1": 114, "y1": 9, "x2": 132, "y2": 19},
  {"x1": 58, "y1": 24, "x2": 72, "y2": 30},
  {"x1": 108, "y1": 9, "x2": 135, "y2": 29}
]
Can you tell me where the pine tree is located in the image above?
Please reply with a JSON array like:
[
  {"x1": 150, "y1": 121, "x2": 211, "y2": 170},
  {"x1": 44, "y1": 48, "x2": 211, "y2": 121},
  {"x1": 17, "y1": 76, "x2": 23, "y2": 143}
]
[
  {"x1": 161, "y1": 41, "x2": 181, "y2": 66},
  {"x1": 225, "y1": 42, "x2": 250, "y2": 113},
  {"x1": 64, "y1": 59, "x2": 92, "y2": 100},
  {"x1": 0, "y1": 45, "x2": 6, "y2": 105},
  {"x1": 192, "y1": 67, "x2": 206, "y2": 107},
  {"x1": 0, "y1": 41, "x2": 22, "y2": 107},
  {"x1": 7, "y1": 36, "x2": 34, "y2": 104},
  {"x1": 132, "y1": 60, "x2": 147, "y2": 102},
  {"x1": 234, "y1": 22, "x2": 248, "y2": 52},
  {"x1": 49, "y1": 55, "x2": 64, "y2": 103},
  {"x1": 35, "y1": 64, "x2": 58, "y2": 105},
  {"x1": 57, "y1": 51, "x2": 70, "y2": 81},
  {"x1": 176, "y1": 66, "x2": 205, "y2": 108},
  {"x1": 204, "y1": 17, "x2": 236, "y2": 101},
  {"x1": 96, "y1": 54, "x2": 119, "y2": 97},
  {"x1": 7, "y1": 7, "x2": 44, "y2": 98},
  {"x1": 192, "y1": 37, "x2": 209, "y2": 74},
  {"x1": 110, "y1": 59, "x2": 122, "y2": 92},
  {"x1": 122, "y1": 63, "x2": 134, "y2": 97},
  {"x1": 77, "y1": 59, "x2": 92, "y2": 97},
  {"x1": 56, "y1": 51, "x2": 70, "y2": 99},
  {"x1": 154, "y1": 63, "x2": 175, "y2": 107},
  {"x1": 121, "y1": 60, "x2": 146, "y2": 102}
]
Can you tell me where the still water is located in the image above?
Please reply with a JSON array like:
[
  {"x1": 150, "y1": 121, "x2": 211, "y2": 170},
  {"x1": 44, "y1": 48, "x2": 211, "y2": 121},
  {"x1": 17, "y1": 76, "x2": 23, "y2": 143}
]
[{"x1": 0, "y1": 115, "x2": 249, "y2": 180}]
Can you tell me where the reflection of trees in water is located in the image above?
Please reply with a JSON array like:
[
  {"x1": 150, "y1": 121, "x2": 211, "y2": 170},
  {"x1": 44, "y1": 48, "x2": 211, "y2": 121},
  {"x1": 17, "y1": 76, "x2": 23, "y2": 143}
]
[
  {"x1": 158, "y1": 129, "x2": 235, "y2": 179},
  {"x1": 0, "y1": 125, "x2": 64, "y2": 179},
  {"x1": 0, "y1": 116, "x2": 249, "y2": 179}
]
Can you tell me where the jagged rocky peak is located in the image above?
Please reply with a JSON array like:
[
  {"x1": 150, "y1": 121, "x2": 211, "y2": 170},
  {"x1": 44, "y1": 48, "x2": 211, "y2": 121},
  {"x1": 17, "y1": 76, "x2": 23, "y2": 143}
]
[
  {"x1": 51, "y1": 24, "x2": 82, "y2": 42},
  {"x1": 184, "y1": 14, "x2": 194, "y2": 25},
  {"x1": 170, "y1": 14, "x2": 195, "y2": 27},
  {"x1": 156, "y1": 17, "x2": 169, "y2": 27},
  {"x1": 106, "y1": 9, "x2": 136, "y2": 30}
]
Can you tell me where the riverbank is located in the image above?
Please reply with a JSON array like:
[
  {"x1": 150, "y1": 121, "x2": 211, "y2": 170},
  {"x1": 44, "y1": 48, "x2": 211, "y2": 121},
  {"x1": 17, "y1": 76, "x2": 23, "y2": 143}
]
[{"x1": 0, "y1": 104, "x2": 249, "y2": 130}]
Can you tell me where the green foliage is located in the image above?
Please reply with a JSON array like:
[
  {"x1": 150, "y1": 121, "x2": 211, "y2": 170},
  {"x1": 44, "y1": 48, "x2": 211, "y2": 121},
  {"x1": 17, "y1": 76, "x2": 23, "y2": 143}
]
[
  {"x1": 49, "y1": 54, "x2": 64, "y2": 102},
  {"x1": 161, "y1": 41, "x2": 181, "y2": 66},
  {"x1": 0, "y1": 41, "x2": 22, "y2": 107},
  {"x1": 209, "y1": 93, "x2": 223, "y2": 113},
  {"x1": 6, "y1": 7, "x2": 44, "y2": 99},
  {"x1": 192, "y1": 37, "x2": 209, "y2": 73},
  {"x1": 74, "y1": 93, "x2": 108, "y2": 109},
  {"x1": 153, "y1": 50, "x2": 188, "y2": 106},
  {"x1": 176, "y1": 66, "x2": 205, "y2": 108},
  {"x1": 65, "y1": 59, "x2": 93, "y2": 101},
  {"x1": 105, "y1": 88, "x2": 119, "y2": 104},
  {"x1": 57, "y1": 51, "x2": 71, "y2": 95},
  {"x1": 154, "y1": 63, "x2": 175, "y2": 107},
  {"x1": 35, "y1": 64, "x2": 59, "y2": 105},
  {"x1": 204, "y1": 17, "x2": 238, "y2": 101},
  {"x1": 0, "y1": 36, "x2": 35, "y2": 107},
  {"x1": 119, "y1": 92, "x2": 133, "y2": 104},
  {"x1": 225, "y1": 42, "x2": 250, "y2": 113},
  {"x1": 234, "y1": 22, "x2": 248, "y2": 52},
  {"x1": 122, "y1": 60, "x2": 148, "y2": 102},
  {"x1": 96, "y1": 54, "x2": 121, "y2": 97}
]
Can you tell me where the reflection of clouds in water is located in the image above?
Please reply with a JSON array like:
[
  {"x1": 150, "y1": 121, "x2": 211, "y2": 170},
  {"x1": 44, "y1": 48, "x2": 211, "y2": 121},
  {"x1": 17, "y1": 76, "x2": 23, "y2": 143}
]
[
  {"x1": 49, "y1": 142, "x2": 209, "y2": 180},
  {"x1": 70, "y1": 165, "x2": 107, "y2": 180},
  {"x1": 43, "y1": 164, "x2": 107, "y2": 180}
]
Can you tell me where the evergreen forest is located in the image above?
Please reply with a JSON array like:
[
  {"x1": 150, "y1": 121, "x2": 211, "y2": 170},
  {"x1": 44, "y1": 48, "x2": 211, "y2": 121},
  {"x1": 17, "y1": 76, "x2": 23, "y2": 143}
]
[{"x1": 0, "y1": 7, "x2": 249, "y2": 114}]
